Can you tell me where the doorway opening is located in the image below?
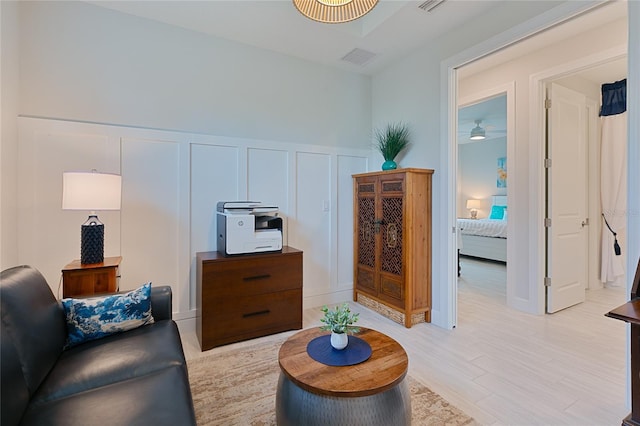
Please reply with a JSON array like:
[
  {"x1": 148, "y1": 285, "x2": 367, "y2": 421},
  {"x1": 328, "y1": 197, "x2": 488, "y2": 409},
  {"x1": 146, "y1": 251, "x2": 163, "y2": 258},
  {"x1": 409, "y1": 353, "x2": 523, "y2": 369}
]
[
  {"x1": 456, "y1": 91, "x2": 511, "y2": 307},
  {"x1": 541, "y1": 58, "x2": 627, "y2": 313},
  {"x1": 450, "y1": 1, "x2": 628, "y2": 321}
]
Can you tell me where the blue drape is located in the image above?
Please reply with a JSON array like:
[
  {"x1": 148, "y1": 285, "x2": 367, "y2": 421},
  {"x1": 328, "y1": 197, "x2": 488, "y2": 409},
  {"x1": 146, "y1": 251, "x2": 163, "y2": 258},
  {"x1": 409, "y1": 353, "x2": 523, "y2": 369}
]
[{"x1": 600, "y1": 79, "x2": 627, "y2": 116}]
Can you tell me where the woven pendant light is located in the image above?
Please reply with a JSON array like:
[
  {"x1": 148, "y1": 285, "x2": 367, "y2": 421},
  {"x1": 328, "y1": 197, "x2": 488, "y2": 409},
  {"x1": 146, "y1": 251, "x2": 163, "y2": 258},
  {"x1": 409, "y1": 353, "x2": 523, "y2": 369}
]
[{"x1": 293, "y1": 0, "x2": 379, "y2": 24}]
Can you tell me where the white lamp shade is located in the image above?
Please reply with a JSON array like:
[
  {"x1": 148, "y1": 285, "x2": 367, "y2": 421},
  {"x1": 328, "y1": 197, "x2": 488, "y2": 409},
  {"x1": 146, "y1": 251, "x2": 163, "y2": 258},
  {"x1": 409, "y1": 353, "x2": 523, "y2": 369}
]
[
  {"x1": 62, "y1": 172, "x2": 122, "y2": 211},
  {"x1": 466, "y1": 199, "x2": 482, "y2": 210}
]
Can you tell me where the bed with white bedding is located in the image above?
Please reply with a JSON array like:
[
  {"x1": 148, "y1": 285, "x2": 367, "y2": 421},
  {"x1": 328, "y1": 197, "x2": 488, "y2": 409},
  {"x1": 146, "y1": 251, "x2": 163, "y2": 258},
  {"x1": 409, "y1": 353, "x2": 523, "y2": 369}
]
[{"x1": 458, "y1": 195, "x2": 507, "y2": 263}]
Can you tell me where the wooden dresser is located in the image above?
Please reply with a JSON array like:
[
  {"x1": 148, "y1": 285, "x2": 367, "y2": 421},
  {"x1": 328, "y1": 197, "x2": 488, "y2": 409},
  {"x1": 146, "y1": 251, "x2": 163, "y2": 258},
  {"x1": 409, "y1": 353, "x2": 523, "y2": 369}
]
[
  {"x1": 196, "y1": 247, "x2": 303, "y2": 351},
  {"x1": 353, "y1": 168, "x2": 433, "y2": 328}
]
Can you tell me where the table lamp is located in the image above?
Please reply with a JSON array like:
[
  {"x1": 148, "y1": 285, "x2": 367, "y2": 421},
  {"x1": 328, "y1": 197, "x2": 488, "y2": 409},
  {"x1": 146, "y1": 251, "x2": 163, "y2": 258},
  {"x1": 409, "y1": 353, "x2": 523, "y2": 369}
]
[
  {"x1": 466, "y1": 199, "x2": 481, "y2": 219},
  {"x1": 62, "y1": 171, "x2": 121, "y2": 264}
]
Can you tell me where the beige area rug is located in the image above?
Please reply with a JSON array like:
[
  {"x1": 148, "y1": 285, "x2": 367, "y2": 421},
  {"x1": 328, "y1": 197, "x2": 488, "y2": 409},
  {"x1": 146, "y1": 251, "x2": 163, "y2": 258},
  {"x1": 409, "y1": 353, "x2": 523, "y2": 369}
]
[{"x1": 188, "y1": 337, "x2": 476, "y2": 426}]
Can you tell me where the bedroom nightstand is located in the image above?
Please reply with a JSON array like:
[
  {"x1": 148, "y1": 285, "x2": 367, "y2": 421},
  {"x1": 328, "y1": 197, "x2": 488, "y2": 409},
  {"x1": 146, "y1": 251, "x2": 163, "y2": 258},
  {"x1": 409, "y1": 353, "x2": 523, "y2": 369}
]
[{"x1": 62, "y1": 256, "x2": 121, "y2": 298}]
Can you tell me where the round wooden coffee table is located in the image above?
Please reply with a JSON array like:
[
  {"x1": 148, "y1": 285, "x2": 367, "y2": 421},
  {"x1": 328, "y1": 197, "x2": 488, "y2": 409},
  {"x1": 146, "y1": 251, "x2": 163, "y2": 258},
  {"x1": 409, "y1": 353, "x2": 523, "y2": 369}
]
[{"x1": 276, "y1": 327, "x2": 410, "y2": 425}]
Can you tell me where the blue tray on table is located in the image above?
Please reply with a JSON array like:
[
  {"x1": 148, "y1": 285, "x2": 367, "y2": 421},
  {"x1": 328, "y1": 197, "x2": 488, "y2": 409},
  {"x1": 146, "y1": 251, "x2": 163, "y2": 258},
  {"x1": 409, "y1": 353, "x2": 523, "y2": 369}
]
[{"x1": 306, "y1": 334, "x2": 372, "y2": 366}]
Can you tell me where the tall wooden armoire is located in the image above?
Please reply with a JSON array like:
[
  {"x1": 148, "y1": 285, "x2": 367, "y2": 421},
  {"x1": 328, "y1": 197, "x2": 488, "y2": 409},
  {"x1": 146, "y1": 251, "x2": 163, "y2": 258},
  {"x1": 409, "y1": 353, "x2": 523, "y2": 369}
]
[{"x1": 353, "y1": 168, "x2": 433, "y2": 328}]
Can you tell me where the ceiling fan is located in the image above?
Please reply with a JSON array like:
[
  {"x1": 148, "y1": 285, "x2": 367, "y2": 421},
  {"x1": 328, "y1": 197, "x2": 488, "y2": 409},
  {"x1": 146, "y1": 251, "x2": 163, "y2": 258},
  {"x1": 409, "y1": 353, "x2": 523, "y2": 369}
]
[{"x1": 469, "y1": 120, "x2": 486, "y2": 140}]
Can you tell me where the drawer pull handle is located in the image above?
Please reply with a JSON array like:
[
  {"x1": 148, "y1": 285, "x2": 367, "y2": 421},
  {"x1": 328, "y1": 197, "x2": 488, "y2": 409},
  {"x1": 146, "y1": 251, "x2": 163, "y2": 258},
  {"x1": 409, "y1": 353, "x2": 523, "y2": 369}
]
[
  {"x1": 243, "y1": 309, "x2": 270, "y2": 318},
  {"x1": 243, "y1": 274, "x2": 271, "y2": 281}
]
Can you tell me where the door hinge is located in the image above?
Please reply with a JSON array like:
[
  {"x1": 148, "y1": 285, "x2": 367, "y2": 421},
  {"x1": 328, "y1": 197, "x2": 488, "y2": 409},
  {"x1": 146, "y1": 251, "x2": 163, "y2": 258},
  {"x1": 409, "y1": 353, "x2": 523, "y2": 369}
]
[
  {"x1": 544, "y1": 277, "x2": 551, "y2": 287},
  {"x1": 544, "y1": 158, "x2": 552, "y2": 168},
  {"x1": 452, "y1": 226, "x2": 456, "y2": 234},
  {"x1": 544, "y1": 218, "x2": 552, "y2": 227},
  {"x1": 545, "y1": 98, "x2": 552, "y2": 109}
]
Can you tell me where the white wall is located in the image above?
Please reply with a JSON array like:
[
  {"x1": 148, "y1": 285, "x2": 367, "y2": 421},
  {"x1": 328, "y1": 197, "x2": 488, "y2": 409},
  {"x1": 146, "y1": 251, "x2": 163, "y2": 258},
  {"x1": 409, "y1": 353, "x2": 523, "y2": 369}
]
[
  {"x1": 458, "y1": 138, "x2": 507, "y2": 218},
  {"x1": 371, "y1": 0, "x2": 570, "y2": 325},
  {"x1": 372, "y1": 1, "x2": 636, "y2": 324},
  {"x1": 5, "y1": 0, "x2": 639, "y2": 332},
  {"x1": 17, "y1": 1, "x2": 371, "y2": 149},
  {"x1": 554, "y1": 74, "x2": 602, "y2": 101},
  {"x1": 1, "y1": 1, "x2": 19, "y2": 269},
  {"x1": 5, "y1": 0, "x2": 373, "y2": 333},
  {"x1": 457, "y1": 16, "x2": 626, "y2": 307},
  {"x1": 18, "y1": 117, "x2": 369, "y2": 333}
]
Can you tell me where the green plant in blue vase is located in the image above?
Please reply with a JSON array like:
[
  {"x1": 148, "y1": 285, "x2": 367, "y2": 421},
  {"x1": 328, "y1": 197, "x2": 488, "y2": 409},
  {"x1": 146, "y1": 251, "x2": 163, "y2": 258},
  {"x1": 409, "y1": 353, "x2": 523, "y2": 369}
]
[{"x1": 374, "y1": 122, "x2": 411, "y2": 171}]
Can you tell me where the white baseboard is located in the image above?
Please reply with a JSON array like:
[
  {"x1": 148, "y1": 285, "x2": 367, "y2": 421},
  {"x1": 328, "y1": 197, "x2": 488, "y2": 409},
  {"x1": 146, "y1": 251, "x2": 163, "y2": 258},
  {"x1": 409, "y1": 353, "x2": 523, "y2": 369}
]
[
  {"x1": 303, "y1": 288, "x2": 353, "y2": 310},
  {"x1": 174, "y1": 310, "x2": 196, "y2": 335},
  {"x1": 175, "y1": 315, "x2": 196, "y2": 335}
]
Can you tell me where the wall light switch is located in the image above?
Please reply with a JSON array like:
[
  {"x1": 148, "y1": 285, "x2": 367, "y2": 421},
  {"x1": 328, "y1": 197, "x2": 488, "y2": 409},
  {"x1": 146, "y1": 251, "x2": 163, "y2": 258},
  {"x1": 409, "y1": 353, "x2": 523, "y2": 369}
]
[{"x1": 322, "y1": 200, "x2": 330, "y2": 212}]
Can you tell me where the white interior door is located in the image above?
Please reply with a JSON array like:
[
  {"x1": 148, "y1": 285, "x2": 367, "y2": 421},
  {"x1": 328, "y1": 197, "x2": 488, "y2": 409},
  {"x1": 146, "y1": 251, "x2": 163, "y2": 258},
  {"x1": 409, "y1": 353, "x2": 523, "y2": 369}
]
[{"x1": 546, "y1": 83, "x2": 588, "y2": 313}]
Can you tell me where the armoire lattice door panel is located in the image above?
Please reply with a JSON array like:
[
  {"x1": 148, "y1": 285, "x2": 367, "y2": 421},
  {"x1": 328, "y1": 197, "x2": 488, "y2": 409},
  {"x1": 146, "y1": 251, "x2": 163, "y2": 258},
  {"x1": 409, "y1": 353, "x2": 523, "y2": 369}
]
[
  {"x1": 356, "y1": 179, "x2": 377, "y2": 294},
  {"x1": 381, "y1": 196, "x2": 403, "y2": 276},
  {"x1": 353, "y1": 168, "x2": 433, "y2": 328},
  {"x1": 357, "y1": 196, "x2": 375, "y2": 268}
]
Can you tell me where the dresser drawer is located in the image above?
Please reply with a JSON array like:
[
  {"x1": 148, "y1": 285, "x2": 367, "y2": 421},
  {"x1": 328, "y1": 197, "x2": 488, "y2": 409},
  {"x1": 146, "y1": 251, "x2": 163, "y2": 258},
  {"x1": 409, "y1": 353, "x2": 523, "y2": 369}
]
[
  {"x1": 203, "y1": 253, "x2": 302, "y2": 297},
  {"x1": 203, "y1": 289, "x2": 302, "y2": 348}
]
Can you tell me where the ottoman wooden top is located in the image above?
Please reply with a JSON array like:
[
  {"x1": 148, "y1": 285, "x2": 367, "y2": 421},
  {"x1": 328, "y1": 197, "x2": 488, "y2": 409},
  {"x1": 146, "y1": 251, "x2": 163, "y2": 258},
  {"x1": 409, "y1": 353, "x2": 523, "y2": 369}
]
[{"x1": 278, "y1": 327, "x2": 408, "y2": 398}]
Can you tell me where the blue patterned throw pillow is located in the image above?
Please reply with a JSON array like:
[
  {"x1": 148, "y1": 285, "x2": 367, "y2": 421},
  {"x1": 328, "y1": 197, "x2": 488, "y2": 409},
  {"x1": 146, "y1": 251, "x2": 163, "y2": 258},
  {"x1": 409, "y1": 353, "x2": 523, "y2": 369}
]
[{"x1": 61, "y1": 283, "x2": 155, "y2": 348}]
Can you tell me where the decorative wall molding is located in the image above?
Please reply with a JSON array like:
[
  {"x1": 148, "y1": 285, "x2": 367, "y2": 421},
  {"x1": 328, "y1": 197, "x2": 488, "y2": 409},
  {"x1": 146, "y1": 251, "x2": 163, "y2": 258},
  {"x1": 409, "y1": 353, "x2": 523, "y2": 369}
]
[{"x1": 17, "y1": 117, "x2": 370, "y2": 331}]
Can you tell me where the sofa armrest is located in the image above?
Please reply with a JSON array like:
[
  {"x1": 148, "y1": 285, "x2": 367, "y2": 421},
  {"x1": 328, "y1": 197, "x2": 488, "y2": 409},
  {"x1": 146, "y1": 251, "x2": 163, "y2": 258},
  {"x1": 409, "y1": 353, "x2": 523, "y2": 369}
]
[{"x1": 150, "y1": 286, "x2": 173, "y2": 321}]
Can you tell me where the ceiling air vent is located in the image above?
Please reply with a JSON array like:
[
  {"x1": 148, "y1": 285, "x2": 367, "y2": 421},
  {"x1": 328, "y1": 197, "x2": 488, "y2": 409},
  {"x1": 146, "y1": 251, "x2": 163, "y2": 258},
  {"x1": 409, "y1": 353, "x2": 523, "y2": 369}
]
[
  {"x1": 341, "y1": 48, "x2": 377, "y2": 66},
  {"x1": 418, "y1": 0, "x2": 445, "y2": 12}
]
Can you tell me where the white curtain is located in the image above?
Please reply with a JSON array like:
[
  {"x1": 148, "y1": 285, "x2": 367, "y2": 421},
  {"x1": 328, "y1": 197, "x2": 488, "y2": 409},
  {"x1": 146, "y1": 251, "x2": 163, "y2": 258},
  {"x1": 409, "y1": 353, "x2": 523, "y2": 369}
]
[{"x1": 600, "y1": 106, "x2": 627, "y2": 285}]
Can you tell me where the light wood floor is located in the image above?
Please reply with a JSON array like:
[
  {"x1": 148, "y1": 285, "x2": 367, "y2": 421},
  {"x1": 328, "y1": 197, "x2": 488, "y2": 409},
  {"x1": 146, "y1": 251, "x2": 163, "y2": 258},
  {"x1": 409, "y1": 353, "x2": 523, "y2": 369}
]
[{"x1": 182, "y1": 257, "x2": 629, "y2": 425}]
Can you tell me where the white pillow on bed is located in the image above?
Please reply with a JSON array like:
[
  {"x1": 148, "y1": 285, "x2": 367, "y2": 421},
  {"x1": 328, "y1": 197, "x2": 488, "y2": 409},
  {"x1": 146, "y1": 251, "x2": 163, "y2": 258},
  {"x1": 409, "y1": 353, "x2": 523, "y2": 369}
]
[{"x1": 502, "y1": 209, "x2": 508, "y2": 220}]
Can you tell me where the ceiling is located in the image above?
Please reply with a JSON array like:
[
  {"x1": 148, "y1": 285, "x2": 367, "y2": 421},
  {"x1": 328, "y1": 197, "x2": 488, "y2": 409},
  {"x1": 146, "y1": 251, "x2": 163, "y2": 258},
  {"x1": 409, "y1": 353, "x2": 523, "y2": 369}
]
[
  {"x1": 458, "y1": 95, "x2": 506, "y2": 144},
  {"x1": 458, "y1": 0, "x2": 628, "y2": 78},
  {"x1": 88, "y1": 1, "x2": 627, "y2": 77},
  {"x1": 89, "y1": 0, "x2": 509, "y2": 75}
]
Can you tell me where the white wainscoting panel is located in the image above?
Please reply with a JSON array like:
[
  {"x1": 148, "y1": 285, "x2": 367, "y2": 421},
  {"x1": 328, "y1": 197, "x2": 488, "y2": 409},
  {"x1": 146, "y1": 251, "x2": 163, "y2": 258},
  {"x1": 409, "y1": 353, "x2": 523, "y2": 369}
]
[
  {"x1": 18, "y1": 122, "x2": 120, "y2": 296},
  {"x1": 190, "y1": 143, "x2": 240, "y2": 253},
  {"x1": 247, "y1": 148, "x2": 289, "y2": 211},
  {"x1": 336, "y1": 155, "x2": 368, "y2": 289},
  {"x1": 293, "y1": 152, "x2": 332, "y2": 301},
  {"x1": 247, "y1": 148, "x2": 290, "y2": 244},
  {"x1": 120, "y1": 137, "x2": 186, "y2": 313},
  {"x1": 190, "y1": 142, "x2": 240, "y2": 310},
  {"x1": 16, "y1": 117, "x2": 371, "y2": 331}
]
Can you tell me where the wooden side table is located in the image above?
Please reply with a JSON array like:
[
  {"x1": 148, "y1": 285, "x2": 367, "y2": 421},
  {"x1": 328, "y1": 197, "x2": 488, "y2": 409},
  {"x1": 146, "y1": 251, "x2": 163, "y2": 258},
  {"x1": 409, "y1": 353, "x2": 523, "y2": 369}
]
[
  {"x1": 61, "y1": 256, "x2": 122, "y2": 298},
  {"x1": 276, "y1": 327, "x2": 410, "y2": 425}
]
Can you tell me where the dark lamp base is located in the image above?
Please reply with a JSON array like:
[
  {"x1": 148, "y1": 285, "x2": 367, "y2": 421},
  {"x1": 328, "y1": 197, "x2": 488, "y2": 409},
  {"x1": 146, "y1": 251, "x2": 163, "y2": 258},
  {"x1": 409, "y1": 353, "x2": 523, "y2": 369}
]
[{"x1": 81, "y1": 217, "x2": 104, "y2": 264}]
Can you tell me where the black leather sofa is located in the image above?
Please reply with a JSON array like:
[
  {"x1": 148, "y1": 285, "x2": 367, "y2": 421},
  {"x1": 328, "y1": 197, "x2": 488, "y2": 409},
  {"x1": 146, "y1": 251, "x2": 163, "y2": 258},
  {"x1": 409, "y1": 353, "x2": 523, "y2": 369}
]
[{"x1": 1, "y1": 265, "x2": 196, "y2": 426}]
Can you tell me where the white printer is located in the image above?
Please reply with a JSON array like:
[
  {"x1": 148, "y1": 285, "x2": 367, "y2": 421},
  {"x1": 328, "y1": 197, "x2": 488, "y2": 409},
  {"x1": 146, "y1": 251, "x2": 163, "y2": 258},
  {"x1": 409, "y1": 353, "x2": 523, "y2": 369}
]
[{"x1": 216, "y1": 201, "x2": 283, "y2": 255}]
